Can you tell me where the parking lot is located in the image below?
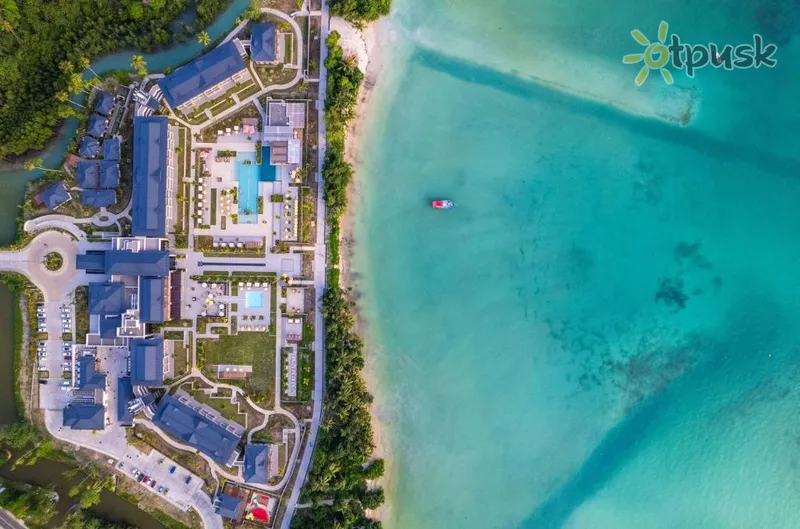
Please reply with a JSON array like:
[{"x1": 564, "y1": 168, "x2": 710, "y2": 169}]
[
  {"x1": 37, "y1": 301, "x2": 74, "y2": 410},
  {"x1": 117, "y1": 444, "x2": 205, "y2": 511}
]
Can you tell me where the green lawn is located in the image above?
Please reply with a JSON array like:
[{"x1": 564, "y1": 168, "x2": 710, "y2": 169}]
[
  {"x1": 182, "y1": 385, "x2": 245, "y2": 425},
  {"x1": 74, "y1": 286, "x2": 88, "y2": 344},
  {"x1": 173, "y1": 342, "x2": 188, "y2": 377},
  {"x1": 198, "y1": 331, "x2": 276, "y2": 405}
]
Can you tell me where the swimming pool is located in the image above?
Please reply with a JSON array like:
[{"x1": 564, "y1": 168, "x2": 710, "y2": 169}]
[
  {"x1": 235, "y1": 152, "x2": 260, "y2": 223},
  {"x1": 245, "y1": 291, "x2": 264, "y2": 309}
]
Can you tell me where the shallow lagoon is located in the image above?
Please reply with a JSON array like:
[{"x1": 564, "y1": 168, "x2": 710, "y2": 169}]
[{"x1": 353, "y1": 1, "x2": 800, "y2": 528}]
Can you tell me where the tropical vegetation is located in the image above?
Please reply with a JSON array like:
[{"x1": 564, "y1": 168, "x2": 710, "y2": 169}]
[
  {"x1": 291, "y1": 31, "x2": 384, "y2": 529},
  {"x1": 329, "y1": 0, "x2": 391, "y2": 24},
  {"x1": 0, "y1": 0, "x2": 231, "y2": 159}
]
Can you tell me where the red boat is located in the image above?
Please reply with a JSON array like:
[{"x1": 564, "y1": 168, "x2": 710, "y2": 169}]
[{"x1": 431, "y1": 200, "x2": 454, "y2": 209}]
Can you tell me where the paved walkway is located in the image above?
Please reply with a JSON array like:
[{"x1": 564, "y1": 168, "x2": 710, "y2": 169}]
[
  {"x1": 281, "y1": 2, "x2": 330, "y2": 525},
  {"x1": 0, "y1": 231, "x2": 82, "y2": 301}
]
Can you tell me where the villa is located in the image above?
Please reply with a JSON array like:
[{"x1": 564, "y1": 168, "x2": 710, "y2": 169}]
[
  {"x1": 76, "y1": 159, "x2": 120, "y2": 189},
  {"x1": 94, "y1": 91, "x2": 116, "y2": 116},
  {"x1": 103, "y1": 136, "x2": 121, "y2": 161},
  {"x1": 153, "y1": 392, "x2": 243, "y2": 466},
  {"x1": 78, "y1": 136, "x2": 100, "y2": 158},
  {"x1": 34, "y1": 181, "x2": 71, "y2": 211},
  {"x1": 81, "y1": 189, "x2": 116, "y2": 207},
  {"x1": 132, "y1": 116, "x2": 175, "y2": 238},
  {"x1": 243, "y1": 444, "x2": 269, "y2": 484},
  {"x1": 87, "y1": 114, "x2": 108, "y2": 138},
  {"x1": 250, "y1": 23, "x2": 278, "y2": 64},
  {"x1": 158, "y1": 40, "x2": 249, "y2": 114}
]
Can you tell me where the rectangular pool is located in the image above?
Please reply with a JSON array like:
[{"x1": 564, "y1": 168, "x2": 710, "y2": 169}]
[
  {"x1": 245, "y1": 291, "x2": 264, "y2": 309},
  {"x1": 235, "y1": 152, "x2": 260, "y2": 223}
]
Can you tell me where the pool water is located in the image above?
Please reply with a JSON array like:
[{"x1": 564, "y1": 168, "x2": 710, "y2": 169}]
[
  {"x1": 245, "y1": 291, "x2": 264, "y2": 309},
  {"x1": 235, "y1": 152, "x2": 260, "y2": 223}
]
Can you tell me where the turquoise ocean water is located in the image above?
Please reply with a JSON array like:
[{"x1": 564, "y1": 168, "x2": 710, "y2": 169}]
[{"x1": 351, "y1": 0, "x2": 800, "y2": 528}]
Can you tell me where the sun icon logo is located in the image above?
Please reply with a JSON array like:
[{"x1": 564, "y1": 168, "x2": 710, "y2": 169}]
[{"x1": 623, "y1": 21, "x2": 674, "y2": 86}]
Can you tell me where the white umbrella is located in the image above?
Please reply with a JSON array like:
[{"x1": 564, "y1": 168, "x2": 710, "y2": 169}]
[{"x1": 201, "y1": 282, "x2": 208, "y2": 287}]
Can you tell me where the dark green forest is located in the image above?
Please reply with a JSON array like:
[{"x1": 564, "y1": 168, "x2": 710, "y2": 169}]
[{"x1": 0, "y1": 0, "x2": 230, "y2": 159}]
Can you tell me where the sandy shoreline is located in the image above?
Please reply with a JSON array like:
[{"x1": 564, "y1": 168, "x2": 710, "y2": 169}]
[{"x1": 329, "y1": 15, "x2": 396, "y2": 524}]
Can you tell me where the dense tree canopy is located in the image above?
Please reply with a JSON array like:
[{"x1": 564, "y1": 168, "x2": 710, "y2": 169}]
[
  {"x1": 0, "y1": 0, "x2": 230, "y2": 159},
  {"x1": 329, "y1": 0, "x2": 391, "y2": 24}
]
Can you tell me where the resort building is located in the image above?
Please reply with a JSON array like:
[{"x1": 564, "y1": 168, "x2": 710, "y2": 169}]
[
  {"x1": 158, "y1": 40, "x2": 249, "y2": 113},
  {"x1": 87, "y1": 114, "x2": 108, "y2": 138},
  {"x1": 63, "y1": 404, "x2": 105, "y2": 431},
  {"x1": 263, "y1": 100, "x2": 305, "y2": 165},
  {"x1": 215, "y1": 493, "x2": 246, "y2": 521},
  {"x1": 243, "y1": 444, "x2": 269, "y2": 484},
  {"x1": 78, "y1": 136, "x2": 100, "y2": 158},
  {"x1": 129, "y1": 337, "x2": 165, "y2": 387},
  {"x1": 77, "y1": 237, "x2": 179, "y2": 342},
  {"x1": 76, "y1": 160, "x2": 120, "y2": 189},
  {"x1": 76, "y1": 355, "x2": 107, "y2": 391},
  {"x1": 153, "y1": 392, "x2": 243, "y2": 466},
  {"x1": 94, "y1": 90, "x2": 116, "y2": 116},
  {"x1": 116, "y1": 378, "x2": 135, "y2": 426},
  {"x1": 34, "y1": 181, "x2": 71, "y2": 211},
  {"x1": 103, "y1": 136, "x2": 121, "y2": 161},
  {"x1": 250, "y1": 23, "x2": 278, "y2": 64},
  {"x1": 132, "y1": 116, "x2": 174, "y2": 238},
  {"x1": 81, "y1": 189, "x2": 116, "y2": 207}
]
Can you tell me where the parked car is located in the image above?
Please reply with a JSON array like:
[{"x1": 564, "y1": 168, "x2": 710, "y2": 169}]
[
  {"x1": 38, "y1": 367, "x2": 47, "y2": 372},
  {"x1": 157, "y1": 486, "x2": 164, "y2": 493},
  {"x1": 59, "y1": 380, "x2": 70, "y2": 386},
  {"x1": 169, "y1": 466, "x2": 176, "y2": 474},
  {"x1": 184, "y1": 476, "x2": 191, "y2": 484},
  {"x1": 118, "y1": 462, "x2": 124, "y2": 469},
  {"x1": 58, "y1": 386, "x2": 69, "y2": 391},
  {"x1": 131, "y1": 468, "x2": 139, "y2": 476},
  {"x1": 150, "y1": 480, "x2": 156, "y2": 488}
]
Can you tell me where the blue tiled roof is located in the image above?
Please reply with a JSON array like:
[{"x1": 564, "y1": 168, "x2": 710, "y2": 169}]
[
  {"x1": 77, "y1": 356, "x2": 106, "y2": 391},
  {"x1": 251, "y1": 23, "x2": 276, "y2": 62},
  {"x1": 153, "y1": 394, "x2": 242, "y2": 465},
  {"x1": 78, "y1": 136, "x2": 100, "y2": 158},
  {"x1": 89, "y1": 282, "x2": 125, "y2": 315},
  {"x1": 215, "y1": 494, "x2": 244, "y2": 520},
  {"x1": 139, "y1": 277, "x2": 165, "y2": 323},
  {"x1": 76, "y1": 252, "x2": 105, "y2": 272},
  {"x1": 103, "y1": 136, "x2": 121, "y2": 161},
  {"x1": 76, "y1": 160, "x2": 119, "y2": 189},
  {"x1": 132, "y1": 116, "x2": 168, "y2": 237},
  {"x1": 87, "y1": 114, "x2": 108, "y2": 138},
  {"x1": 243, "y1": 444, "x2": 268, "y2": 483},
  {"x1": 105, "y1": 250, "x2": 170, "y2": 277},
  {"x1": 130, "y1": 337, "x2": 164, "y2": 386},
  {"x1": 158, "y1": 41, "x2": 246, "y2": 108},
  {"x1": 99, "y1": 316, "x2": 121, "y2": 338},
  {"x1": 117, "y1": 377, "x2": 134, "y2": 426},
  {"x1": 63, "y1": 404, "x2": 105, "y2": 430},
  {"x1": 36, "y1": 181, "x2": 70, "y2": 210},
  {"x1": 94, "y1": 91, "x2": 116, "y2": 116},
  {"x1": 81, "y1": 189, "x2": 116, "y2": 207}
]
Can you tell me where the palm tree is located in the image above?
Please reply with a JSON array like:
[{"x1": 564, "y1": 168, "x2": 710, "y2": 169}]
[
  {"x1": 23, "y1": 158, "x2": 60, "y2": 174},
  {"x1": 0, "y1": 19, "x2": 20, "y2": 42},
  {"x1": 78, "y1": 56, "x2": 101, "y2": 79},
  {"x1": 55, "y1": 91, "x2": 85, "y2": 109},
  {"x1": 131, "y1": 55, "x2": 147, "y2": 77},
  {"x1": 197, "y1": 31, "x2": 211, "y2": 46}
]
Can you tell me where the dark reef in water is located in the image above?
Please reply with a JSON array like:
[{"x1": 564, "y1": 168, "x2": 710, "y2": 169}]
[{"x1": 655, "y1": 276, "x2": 689, "y2": 309}]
